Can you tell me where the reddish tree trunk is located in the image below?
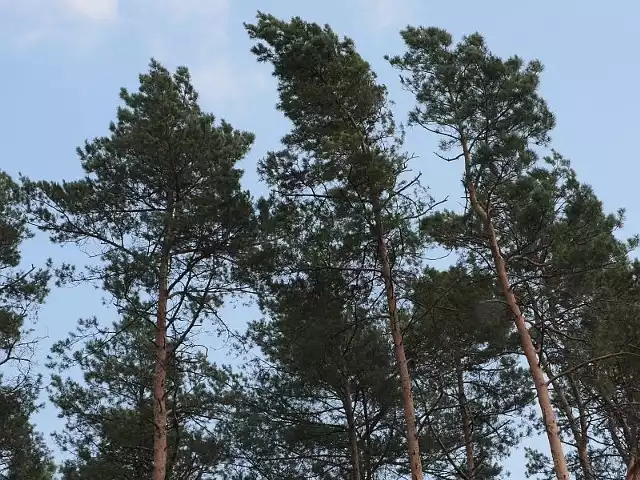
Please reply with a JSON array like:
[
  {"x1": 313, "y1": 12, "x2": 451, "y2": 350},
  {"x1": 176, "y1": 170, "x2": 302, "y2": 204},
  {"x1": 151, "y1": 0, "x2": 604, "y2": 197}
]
[
  {"x1": 567, "y1": 376, "x2": 596, "y2": 480},
  {"x1": 460, "y1": 135, "x2": 570, "y2": 480},
  {"x1": 374, "y1": 202, "x2": 424, "y2": 480},
  {"x1": 153, "y1": 250, "x2": 169, "y2": 480},
  {"x1": 629, "y1": 455, "x2": 640, "y2": 480},
  {"x1": 153, "y1": 192, "x2": 175, "y2": 480}
]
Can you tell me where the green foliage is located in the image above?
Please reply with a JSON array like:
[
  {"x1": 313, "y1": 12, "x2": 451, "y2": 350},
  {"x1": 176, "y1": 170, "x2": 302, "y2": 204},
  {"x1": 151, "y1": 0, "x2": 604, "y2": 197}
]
[
  {"x1": 390, "y1": 25, "x2": 640, "y2": 479},
  {"x1": 247, "y1": 13, "x2": 401, "y2": 196},
  {"x1": 0, "y1": 379, "x2": 55, "y2": 480},
  {"x1": 240, "y1": 14, "x2": 441, "y2": 479},
  {"x1": 387, "y1": 26, "x2": 554, "y2": 165},
  {"x1": 5, "y1": 13, "x2": 640, "y2": 480},
  {"x1": 408, "y1": 267, "x2": 534, "y2": 478},
  {"x1": 48, "y1": 317, "x2": 236, "y2": 479},
  {"x1": 246, "y1": 13, "x2": 430, "y2": 282},
  {"x1": 20, "y1": 59, "x2": 258, "y2": 479},
  {"x1": 23, "y1": 59, "x2": 257, "y2": 335},
  {"x1": 0, "y1": 171, "x2": 53, "y2": 479},
  {"x1": 227, "y1": 268, "x2": 404, "y2": 479}
]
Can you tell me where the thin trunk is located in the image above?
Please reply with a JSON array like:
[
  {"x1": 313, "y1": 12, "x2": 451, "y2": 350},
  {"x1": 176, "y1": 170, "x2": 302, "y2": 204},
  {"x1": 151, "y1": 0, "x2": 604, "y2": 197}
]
[
  {"x1": 605, "y1": 413, "x2": 630, "y2": 466},
  {"x1": 460, "y1": 133, "x2": 570, "y2": 480},
  {"x1": 455, "y1": 355, "x2": 475, "y2": 479},
  {"x1": 344, "y1": 382, "x2": 362, "y2": 480},
  {"x1": 567, "y1": 375, "x2": 596, "y2": 480},
  {"x1": 167, "y1": 383, "x2": 181, "y2": 479},
  {"x1": 361, "y1": 392, "x2": 373, "y2": 480},
  {"x1": 137, "y1": 379, "x2": 147, "y2": 479},
  {"x1": 629, "y1": 453, "x2": 640, "y2": 480},
  {"x1": 596, "y1": 380, "x2": 639, "y2": 474},
  {"x1": 373, "y1": 199, "x2": 423, "y2": 480},
  {"x1": 541, "y1": 357, "x2": 593, "y2": 478},
  {"x1": 153, "y1": 192, "x2": 175, "y2": 480},
  {"x1": 544, "y1": 366, "x2": 595, "y2": 480},
  {"x1": 598, "y1": 387, "x2": 633, "y2": 462}
]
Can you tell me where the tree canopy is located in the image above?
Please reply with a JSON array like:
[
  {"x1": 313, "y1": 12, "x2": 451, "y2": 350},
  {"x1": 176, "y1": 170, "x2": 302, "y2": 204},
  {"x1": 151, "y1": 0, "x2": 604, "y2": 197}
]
[{"x1": 4, "y1": 12, "x2": 640, "y2": 480}]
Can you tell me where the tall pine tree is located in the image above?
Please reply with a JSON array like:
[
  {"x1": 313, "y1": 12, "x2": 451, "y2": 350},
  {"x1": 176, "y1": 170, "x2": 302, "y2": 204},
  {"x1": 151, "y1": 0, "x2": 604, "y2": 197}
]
[
  {"x1": 23, "y1": 60, "x2": 256, "y2": 480},
  {"x1": 245, "y1": 13, "x2": 435, "y2": 480},
  {"x1": 388, "y1": 28, "x2": 571, "y2": 479}
]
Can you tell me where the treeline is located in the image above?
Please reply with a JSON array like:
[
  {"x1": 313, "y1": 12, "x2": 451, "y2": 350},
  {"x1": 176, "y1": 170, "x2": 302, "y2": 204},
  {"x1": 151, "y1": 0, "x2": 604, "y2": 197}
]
[{"x1": 2, "y1": 12, "x2": 640, "y2": 480}]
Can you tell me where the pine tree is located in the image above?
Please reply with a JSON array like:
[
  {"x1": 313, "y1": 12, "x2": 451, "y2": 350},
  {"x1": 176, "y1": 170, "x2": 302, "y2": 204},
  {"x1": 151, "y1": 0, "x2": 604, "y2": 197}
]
[
  {"x1": 23, "y1": 60, "x2": 257, "y2": 480},
  {"x1": 245, "y1": 13, "x2": 434, "y2": 480},
  {"x1": 389, "y1": 27, "x2": 639, "y2": 476},
  {"x1": 0, "y1": 171, "x2": 54, "y2": 480},
  {"x1": 521, "y1": 177, "x2": 633, "y2": 480},
  {"x1": 0, "y1": 381, "x2": 55, "y2": 480},
  {"x1": 387, "y1": 28, "x2": 574, "y2": 479}
]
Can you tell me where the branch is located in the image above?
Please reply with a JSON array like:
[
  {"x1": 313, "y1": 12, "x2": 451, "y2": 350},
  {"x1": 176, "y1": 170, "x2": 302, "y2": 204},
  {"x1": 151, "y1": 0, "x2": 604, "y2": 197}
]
[{"x1": 546, "y1": 352, "x2": 640, "y2": 385}]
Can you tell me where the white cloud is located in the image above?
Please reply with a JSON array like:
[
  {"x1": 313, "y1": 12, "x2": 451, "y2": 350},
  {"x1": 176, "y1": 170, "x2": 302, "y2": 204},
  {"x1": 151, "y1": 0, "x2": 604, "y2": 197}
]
[
  {"x1": 0, "y1": 0, "x2": 119, "y2": 49},
  {"x1": 0, "y1": 0, "x2": 231, "y2": 53},
  {"x1": 132, "y1": 0, "x2": 230, "y2": 61},
  {"x1": 61, "y1": 0, "x2": 119, "y2": 22},
  {"x1": 159, "y1": 0, "x2": 229, "y2": 23},
  {"x1": 360, "y1": 0, "x2": 417, "y2": 31},
  {"x1": 0, "y1": 0, "x2": 268, "y2": 118},
  {"x1": 124, "y1": 0, "x2": 266, "y2": 117},
  {"x1": 191, "y1": 58, "x2": 271, "y2": 115}
]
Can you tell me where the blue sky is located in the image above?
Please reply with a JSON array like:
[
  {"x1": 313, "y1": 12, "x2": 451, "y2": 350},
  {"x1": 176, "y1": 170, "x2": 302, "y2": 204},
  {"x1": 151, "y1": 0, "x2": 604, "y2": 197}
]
[{"x1": 1, "y1": 0, "x2": 638, "y2": 477}]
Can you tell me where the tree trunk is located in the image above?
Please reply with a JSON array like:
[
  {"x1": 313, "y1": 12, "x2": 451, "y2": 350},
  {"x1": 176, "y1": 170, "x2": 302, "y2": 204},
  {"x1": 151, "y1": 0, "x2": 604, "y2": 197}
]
[
  {"x1": 460, "y1": 134, "x2": 570, "y2": 480},
  {"x1": 344, "y1": 382, "x2": 362, "y2": 480},
  {"x1": 455, "y1": 355, "x2": 475, "y2": 479},
  {"x1": 153, "y1": 192, "x2": 175, "y2": 480},
  {"x1": 153, "y1": 249, "x2": 169, "y2": 480},
  {"x1": 541, "y1": 358, "x2": 595, "y2": 479},
  {"x1": 153, "y1": 255, "x2": 169, "y2": 480},
  {"x1": 361, "y1": 391, "x2": 374, "y2": 480},
  {"x1": 629, "y1": 455, "x2": 640, "y2": 480},
  {"x1": 550, "y1": 375, "x2": 595, "y2": 480},
  {"x1": 567, "y1": 375, "x2": 596, "y2": 480},
  {"x1": 373, "y1": 200, "x2": 424, "y2": 480}
]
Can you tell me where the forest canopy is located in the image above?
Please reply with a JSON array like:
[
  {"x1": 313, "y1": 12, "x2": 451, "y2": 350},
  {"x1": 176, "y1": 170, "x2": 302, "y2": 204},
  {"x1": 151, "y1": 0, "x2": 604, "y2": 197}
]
[{"x1": 2, "y1": 11, "x2": 640, "y2": 480}]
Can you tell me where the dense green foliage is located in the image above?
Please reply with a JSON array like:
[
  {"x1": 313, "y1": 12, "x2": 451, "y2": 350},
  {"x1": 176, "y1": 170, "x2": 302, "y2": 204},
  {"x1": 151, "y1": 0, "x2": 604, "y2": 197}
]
[
  {"x1": 48, "y1": 318, "x2": 235, "y2": 479},
  {"x1": 0, "y1": 173, "x2": 54, "y2": 479},
  {"x1": 4, "y1": 11, "x2": 640, "y2": 480}
]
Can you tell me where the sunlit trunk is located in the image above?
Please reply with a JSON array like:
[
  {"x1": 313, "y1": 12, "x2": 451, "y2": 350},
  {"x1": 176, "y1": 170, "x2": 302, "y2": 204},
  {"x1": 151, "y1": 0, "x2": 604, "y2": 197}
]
[
  {"x1": 153, "y1": 192, "x2": 174, "y2": 480},
  {"x1": 153, "y1": 250, "x2": 169, "y2": 480},
  {"x1": 373, "y1": 200, "x2": 424, "y2": 480},
  {"x1": 460, "y1": 134, "x2": 570, "y2": 480}
]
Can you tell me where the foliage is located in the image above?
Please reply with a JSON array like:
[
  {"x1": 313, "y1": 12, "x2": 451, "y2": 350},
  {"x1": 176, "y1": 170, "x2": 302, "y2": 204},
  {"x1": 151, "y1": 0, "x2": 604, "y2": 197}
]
[
  {"x1": 23, "y1": 59, "x2": 257, "y2": 337},
  {"x1": 48, "y1": 317, "x2": 236, "y2": 479},
  {"x1": 408, "y1": 267, "x2": 535, "y2": 478},
  {"x1": 0, "y1": 171, "x2": 53, "y2": 479},
  {"x1": 7, "y1": 13, "x2": 640, "y2": 480}
]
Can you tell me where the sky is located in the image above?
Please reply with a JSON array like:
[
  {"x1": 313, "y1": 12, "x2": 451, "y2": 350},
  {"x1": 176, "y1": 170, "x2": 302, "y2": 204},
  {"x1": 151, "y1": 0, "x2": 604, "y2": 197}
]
[{"x1": 1, "y1": 0, "x2": 639, "y2": 477}]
